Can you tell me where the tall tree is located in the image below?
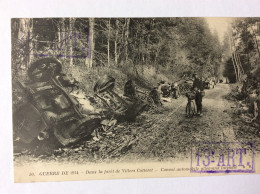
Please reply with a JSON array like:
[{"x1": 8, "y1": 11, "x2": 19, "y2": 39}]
[
  {"x1": 69, "y1": 18, "x2": 75, "y2": 66},
  {"x1": 17, "y1": 18, "x2": 34, "y2": 69},
  {"x1": 124, "y1": 18, "x2": 130, "y2": 63},
  {"x1": 114, "y1": 19, "x2": 119, "y2": 66},
  {"x1": 85, "y1": 18, "x2": 95, "y2": 68},
  {"x1": 107, "y1": 18, "x2": 111, "y2": 66}
]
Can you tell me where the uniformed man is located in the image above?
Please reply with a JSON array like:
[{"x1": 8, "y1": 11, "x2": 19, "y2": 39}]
[
  {"x1": 160, "y1": 81, "x2": 171, "y2": 97},
  {"x1": 124, "y1": 79, "x2": 136, "y2": 98},
  {"x1": 149, "y1": 87, "x2": 162, "y2": 106},
  {"x1": 192, "y1": 73, "x2": 204, "y2": 116},
  {"x1": 171, "y1": 82, "x2": 180, "y2": 99}
]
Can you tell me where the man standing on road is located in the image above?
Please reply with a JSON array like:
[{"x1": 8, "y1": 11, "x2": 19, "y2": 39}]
[{"x1": 192, "y1": 73, "x2": 204, "y2": 116}]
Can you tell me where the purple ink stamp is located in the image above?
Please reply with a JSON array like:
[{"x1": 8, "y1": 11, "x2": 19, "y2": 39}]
[{"x1": 190, "y1": 142, "x2": 255, "y2": 173}]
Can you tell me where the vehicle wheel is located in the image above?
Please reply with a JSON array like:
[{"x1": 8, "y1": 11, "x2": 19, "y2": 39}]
[
  {"x1": 28, "y1": 58, "x2": 62, "y2": 81},
  {"x1": 93, "y1": 75, "x2": 115, "y2": 93}
]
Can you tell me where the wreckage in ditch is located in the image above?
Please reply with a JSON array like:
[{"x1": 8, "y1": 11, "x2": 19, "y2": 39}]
[{"x1": 13, "y1": 58, "x2": 147, "y2": 154}]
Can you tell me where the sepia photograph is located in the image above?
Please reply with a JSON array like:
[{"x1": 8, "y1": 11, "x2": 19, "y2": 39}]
[{"x1": 11, "y1": 17, "x2": 260, "y2": 182}]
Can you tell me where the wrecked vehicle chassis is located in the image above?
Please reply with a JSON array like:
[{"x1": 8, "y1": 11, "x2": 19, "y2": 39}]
[
  {"x1": 13, "y1": 58, "x2": 101, "y2": 152},
  {"x1": 13, "y1": 58, "x2": 147, "y2": 154}
]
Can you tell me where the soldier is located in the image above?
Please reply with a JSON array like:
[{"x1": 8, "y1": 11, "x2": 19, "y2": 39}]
[
  {"x1": 171, "y1": 82, "x2": 180, "y2": 99},
  {"x1": 160, "y1": 81, "x2": 171, "y2": 97},
  {"x1": 192, "y1": 73, "x2": 204, "y2": 116},
  {"x1": 149, "y1": 87, "x2": 162, "y2": 106},
  {"x1": 124, "y1": 79, "x2": 136, "y2": 98}
]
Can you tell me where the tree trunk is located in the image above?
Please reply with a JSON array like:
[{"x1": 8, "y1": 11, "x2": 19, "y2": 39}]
[
  {"x1": 124, "y1": 18, "x2": 130, "y2": 63},
  {"x1": 146, "y1": 26, "x2": 151, "y2": 64},
  {"x1": 231, "y1": 53, "x2": 238, "y2": 81},
  {"x1": 86, "y1": 18, "x2": 95, "y2": 68},
  {"x1": 229, "y1": 35, "x2": 238, "y2": 82},
  {"x1": 250, "y1": 25, "x2": 260, "y2": 59},
  {"x1": 18, "y1": 18, "x2": 33, "y2": 69},
  {"x1": 27, "y1": 19, "x2": 33, "y2": 68},
  {"x1": 235, "y1": 52, "x2": 244, "y2": 81},
  {"x1": 61, "y1": 19, "x2": 66, "y2": 63},
  {"x1": 234, "y1": 52, "x2": 241, "y2": 81},
  {"x1": 114, "y1": 19, "x2": 118, "y2": 66},
  {"x1": 59, "y1": 18, "x2": 65, "y2": 52},
  {"x1": 69, "y1": 18, "x2": 75, "y2": 66},
  {"x1": 11, "y1": 19, "x2": 21, "y2": 74},
  {"x1": 236, "y1": 53, "x2": 244, "y2": 74},
  {"x1": 230, "y1": 34, "x2": 241, "y2": 82},
  {"x1": 107, "y1": 18, "x2": 110, "y2": 67}
]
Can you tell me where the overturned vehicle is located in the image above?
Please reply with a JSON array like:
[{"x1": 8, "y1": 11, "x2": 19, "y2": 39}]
[{"x1": 13, "y1": 58, "x2": 147, "y2": 154}]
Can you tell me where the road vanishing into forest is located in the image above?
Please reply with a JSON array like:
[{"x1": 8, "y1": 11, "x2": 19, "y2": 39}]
[{"x1": 14, "y1": 83, "x2": 259, "y2": 164}]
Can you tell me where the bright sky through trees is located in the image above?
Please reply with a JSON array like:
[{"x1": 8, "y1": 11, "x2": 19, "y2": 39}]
[{"x1": 205, "y1": 17, "x2": 233, "y2": 43}]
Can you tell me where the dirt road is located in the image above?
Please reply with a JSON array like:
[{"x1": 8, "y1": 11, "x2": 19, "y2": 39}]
[
  {"x1": 14, "y1": 83, "x2": 259, "y2": 164},
  {"x1": 119, "y1": 83, "x2": 242, "y2": 162}
]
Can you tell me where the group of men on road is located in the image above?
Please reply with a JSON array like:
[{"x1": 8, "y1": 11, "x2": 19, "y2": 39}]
[
  {"x1": 157, "y1": 81, "x2": 181, "y2": 99},
  {"x1": 123, "y1": 73, "x2": 209, "y2": 116}
]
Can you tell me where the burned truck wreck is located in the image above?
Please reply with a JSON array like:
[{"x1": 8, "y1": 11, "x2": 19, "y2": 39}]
[{"x1": 13, "y1": 58, "x2": 147, "y2": 155}]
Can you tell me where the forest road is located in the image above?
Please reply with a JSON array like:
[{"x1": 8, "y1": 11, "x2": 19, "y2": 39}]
[{"x1": 120, "y1": 83, "x2": 242, "y2": 162}]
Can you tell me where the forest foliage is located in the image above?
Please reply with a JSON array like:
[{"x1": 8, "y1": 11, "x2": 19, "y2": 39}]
[
  {"x1": 223, "y1": 18, "x2": 260, "y2": 83},
  {"x1": 12, "y1": 18, "x2": 223, "y2": 91}
]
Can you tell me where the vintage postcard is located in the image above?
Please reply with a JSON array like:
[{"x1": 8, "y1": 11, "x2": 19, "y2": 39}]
[{"x1": 12, "y1": 17, "x2": 260, "y2": 182}]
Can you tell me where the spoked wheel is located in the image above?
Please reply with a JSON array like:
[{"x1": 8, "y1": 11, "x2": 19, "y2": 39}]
[
  {"x1": 93, "y1": 75, "x2": 115, "y2": 94},
  {"x1": 28, "y1": 58, "x2": 62, "y2": 81},
  {"x1": 186, "y1": 100, "x2": 196, "y2": 117}
]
